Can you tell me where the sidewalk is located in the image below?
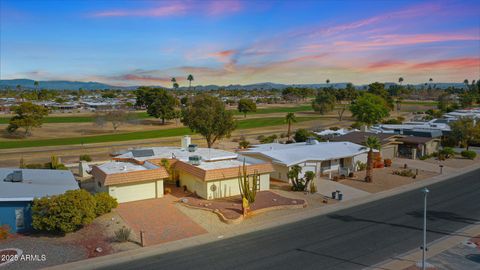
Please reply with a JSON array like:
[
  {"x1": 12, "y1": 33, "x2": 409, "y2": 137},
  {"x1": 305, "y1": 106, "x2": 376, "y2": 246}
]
[
  {"x1": 371, "y1": 224, "x2": 480, "y2": 270},
  {"x1": 45, "y1": 162, "x2": 480, "y2": 270}
]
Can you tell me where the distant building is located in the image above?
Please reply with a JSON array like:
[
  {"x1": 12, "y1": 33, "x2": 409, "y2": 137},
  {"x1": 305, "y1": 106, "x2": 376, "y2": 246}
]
[{"x1": 0, "y1": 169, "x2": 79, "y2": 232}]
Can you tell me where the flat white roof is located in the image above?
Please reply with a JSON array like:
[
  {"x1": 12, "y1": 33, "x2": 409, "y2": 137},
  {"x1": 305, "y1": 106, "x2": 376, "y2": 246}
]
[
  {"x1": 96, "y1": 161, "x2": 158, "y2": 175},
  {"x1": 244, "y1": 141, "x2": 368, "y2": 166},
  {"x1": 116, "y1": 147, "x2": 238, "y2": 162},
  {"x1": 196, "y1": 156, "x2": 265, "y2": 170},
  {"x1": 0, "y1": 169, "x2": 79, "y2": 202}
]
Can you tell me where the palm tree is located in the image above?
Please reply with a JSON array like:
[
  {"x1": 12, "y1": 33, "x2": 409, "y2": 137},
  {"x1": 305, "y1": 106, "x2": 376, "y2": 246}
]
[
  {"x1": 285, "y1": 112, "x2": 297, "y2": 139},
  {"x1": 187, "y1": 74, "x2": 194, "y2": 90},
  {"x1": 171, "y1": 77, "x2": 176, "y2": 89},
  {"x1": 464, "y1": 79, "x2": 469, "y2": 90},
  {"x1": 173, "y1": 82, "x2": 179, "y2": 90},
  {"x1": 398, "y1": 77, "x2": 404, "y2": 85},
  {"x1": 326, "y1": 79, "x2": 330, "y2": 86},
  {"x1": 34, "y1": 81, "x2": 39, "y2": 90},
  {"x1": 362, "y1": 136, "x2": 382, "y2": 183}
]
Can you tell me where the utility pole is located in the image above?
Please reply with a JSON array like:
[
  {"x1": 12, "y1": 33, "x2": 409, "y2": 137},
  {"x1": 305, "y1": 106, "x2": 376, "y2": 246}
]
[{"x1": 421, "y1": 187, "x2": 429, "y2": 270}]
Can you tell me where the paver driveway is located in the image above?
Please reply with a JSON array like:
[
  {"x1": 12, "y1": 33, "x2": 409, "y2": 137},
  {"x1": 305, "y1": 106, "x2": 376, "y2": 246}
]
[{"x1": 115, "y1": 195, "x2": 207, "y2": 246}]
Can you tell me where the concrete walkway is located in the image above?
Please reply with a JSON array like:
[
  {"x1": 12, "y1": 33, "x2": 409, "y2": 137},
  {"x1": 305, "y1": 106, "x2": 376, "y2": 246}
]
[
  {"x1": 314, "y1": 178, "x2": 370, "y2": 201},
  {"x1": 372, "y1": 224, "x2": 480, "y2": 270}
]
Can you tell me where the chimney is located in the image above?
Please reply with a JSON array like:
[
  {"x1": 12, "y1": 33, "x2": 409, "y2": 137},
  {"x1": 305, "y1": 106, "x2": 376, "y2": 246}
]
[{"x1": 181, "y1": 135, "x2": 191, "y2": 150}]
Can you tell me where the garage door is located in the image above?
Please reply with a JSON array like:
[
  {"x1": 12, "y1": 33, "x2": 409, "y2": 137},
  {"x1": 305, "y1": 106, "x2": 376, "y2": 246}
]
[
  {"x1": 110, "y1": 182, "x2": 156, "y2": 203},
  {"x1": 382, "y1": 146, "x2": 396, "y2": 159}
]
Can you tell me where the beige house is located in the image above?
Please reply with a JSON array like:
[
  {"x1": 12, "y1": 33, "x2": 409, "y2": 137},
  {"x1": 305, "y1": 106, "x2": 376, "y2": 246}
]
[
  {"x1": 91, "y1": 161, "x2": 169, "y2": 203},
  {"x1": 174, "y1": 159, "x2": 272, "y2": 200},
  {"x1": 91, "y1": 136, "x2": 274, "y2": 202}
]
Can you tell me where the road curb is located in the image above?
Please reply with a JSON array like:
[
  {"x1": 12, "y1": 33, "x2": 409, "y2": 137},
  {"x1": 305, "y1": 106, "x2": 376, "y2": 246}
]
[{"x1": 43, "y1": 162, "x2": 480, "y2": 270}]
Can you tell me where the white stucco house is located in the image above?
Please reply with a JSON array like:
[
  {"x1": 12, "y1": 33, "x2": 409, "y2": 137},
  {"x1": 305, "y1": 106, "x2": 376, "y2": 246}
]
[{"x1": 240, "y1": 139, "x2": 369, "y2": 182}]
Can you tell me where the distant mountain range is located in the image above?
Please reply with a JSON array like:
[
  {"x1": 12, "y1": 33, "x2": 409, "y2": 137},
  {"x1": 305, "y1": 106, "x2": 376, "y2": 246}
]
[{"x1": 0, "y1": 79, "x2": 468, "y2": 91}]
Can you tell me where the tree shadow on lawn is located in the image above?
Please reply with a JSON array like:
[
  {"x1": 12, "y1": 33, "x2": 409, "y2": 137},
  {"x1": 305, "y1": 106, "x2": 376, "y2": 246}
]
[{"x1": 327, "y1": 212, "x2": 474, "y2": 237}]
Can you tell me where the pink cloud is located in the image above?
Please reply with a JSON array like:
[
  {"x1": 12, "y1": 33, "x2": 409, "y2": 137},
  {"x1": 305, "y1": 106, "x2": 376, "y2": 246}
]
[
  {"x1": 92, "y1": 2, "x2": 188, "y2": 17},
  {"x1": 410, "y1": 57, "x2": 480, "y2": 70},
  {"x1": 365, "y1": 60, "x2": 407, "y2": 71},
  {"x1": 336, "y1": 33, "x2": 479, "y2": 48},
  {"x1": 207, "y1": 0, "x2": 243, "y2": 16}
]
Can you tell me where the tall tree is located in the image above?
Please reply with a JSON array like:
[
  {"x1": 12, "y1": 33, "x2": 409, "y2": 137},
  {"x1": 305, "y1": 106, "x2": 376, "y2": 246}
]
[
  {"x1": 181, "y1": 94, "x2": 236, "y2": 148},
  {"x1": 237, "y1": 99, "x2": 257, "y2": 118},
  {"x1": 135, "y1": 87, "x2": 177, "y2": 124},
  {"x1": 363, "y1": 136, "x2": 381, "y2": 183},
  {"x1": 398, "y1": 77, "x2": 404, "y2": 85},
  {"x1": 449, "y1": 118, "x2": 480, "y2": 150},
  {"x1": 285, "y1": 112, "x2": 297, "y2": 139},
  {"x1": 350, "y1": 93, "x2": 389, "y2": 126},
  {"x1": 7, "y1": 102, "x2": 49, "y2": 136},
  {"x1": 312, "y1": 90, "x2": 336, "y2": 115},
  {"x1": 187, "y1": 74, "x2": 194, "y2": 90}
]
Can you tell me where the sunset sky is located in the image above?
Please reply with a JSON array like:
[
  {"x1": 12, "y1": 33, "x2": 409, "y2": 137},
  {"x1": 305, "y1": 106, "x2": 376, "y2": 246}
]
[{"x1": 1, "y1": 0, "x2": 479, "y2": 86}]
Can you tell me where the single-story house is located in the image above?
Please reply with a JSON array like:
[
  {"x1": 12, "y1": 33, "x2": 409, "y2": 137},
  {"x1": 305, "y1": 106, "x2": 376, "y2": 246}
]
[
  {"x1": 174, "y1": 157, "x2": 273, "y2": 200},
  {"x1": 241, "y1": 139, "x2": 370, "y2": 182},
  {"x1": 0, "y1": 169, "x2": 79, "y2": 232},
  {"x1": 90, "y1": 161, "x2": 169, "y2": 203},
  {"x1": 330, "y1": 132, "x2": 400, "y2": 159},
  {"x1": 397, "y1": 136, "x2": 440, "y2": 159},
  {"x1": 330, "y1": 131, "x2": 440, "y2": 160},
  {"x1": 92, "y1": 136, "x2": 273, "y2": 201}
]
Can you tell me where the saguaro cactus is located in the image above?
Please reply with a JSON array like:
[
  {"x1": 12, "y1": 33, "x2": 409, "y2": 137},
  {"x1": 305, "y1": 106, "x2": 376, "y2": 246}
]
[{"x1": 238, "y1": 160, "x2": 259, "y2": 204}]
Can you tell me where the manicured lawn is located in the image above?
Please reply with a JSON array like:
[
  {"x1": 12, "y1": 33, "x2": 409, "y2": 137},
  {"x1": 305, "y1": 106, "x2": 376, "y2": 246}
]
[
  {"x1": 232, "y1": 105, "x2": 312, "y2": 115},
  {"x1": 0, "y1": 105, "x2": 312, "y2": 124},
  {"x1": 401, "y1": 100, "x2": 437, "y2": 105},
  {"x1": 0, "y1": 116, "x2": 319, "y2": 149}
]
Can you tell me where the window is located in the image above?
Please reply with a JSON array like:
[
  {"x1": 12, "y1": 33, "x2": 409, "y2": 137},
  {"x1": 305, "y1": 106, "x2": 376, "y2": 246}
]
[
  {"x1": 321, "y1": 160, "x2": 332, "y2": 169},
  {"x1": 15, "y1": 208, "x2": 25, "y2": 229},
  {"x1": 97, "y1": 181, "x2": 102, "y2": 188}
]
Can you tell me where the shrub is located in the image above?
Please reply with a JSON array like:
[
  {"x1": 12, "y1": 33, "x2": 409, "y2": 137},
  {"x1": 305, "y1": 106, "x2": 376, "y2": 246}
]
[
  {"x1": 80, "y1": 154, "x2": 92, "y2": 162},
  {"x1": 25, "y1": 163, "x2": 44, "y2": 169},
  {"x1": 115, "y1": 227, "x2": 131, "y2": 242},
  {"x1": 0, "y1": 225, "x2": 10, "y2": 239},
  {"x1": 393, "y1": 169, "x2": 415, "y2": 177},
  {"x1": 294, "y1": 129, "x2": 312, "y2": 142},
  {"x1": 348, "y1": 172, "x2": 354, "y2": 178},
  {"x1": 461, "y1": 150, "x2": 477, "y2": 160},
  {"x1": 260, "y1": 134, "x2": 278, "y2": 144},
  {"x1": 439, "y1": 147, "x2": 456, "y2": 159},
  {"x1": 238, "y1": 140, "x2": 251, "y2": 149},
  {"x1": 355, "y1": 161, "x2": 367, "y2": 171},
  {"x1": 32, "y1": 189, "x2": 97, "y2": 234},
  {"x1": 383, "y1": 159, "x2": 392, "y2": 167},
  {"x1": 329, "y1": 126, "x2": 340, "y2": 131},
  {"x1": 94, "y1": 192, "x2": 118, "y2": 216},
  {"x1": 309, "y1": 181, "x2": 317, "y2": 194}
]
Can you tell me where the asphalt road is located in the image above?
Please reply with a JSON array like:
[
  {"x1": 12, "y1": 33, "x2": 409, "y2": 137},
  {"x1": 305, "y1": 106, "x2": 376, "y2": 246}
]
[{"x1": 101, "y1": 168, "x2": 480, "y2": 270}]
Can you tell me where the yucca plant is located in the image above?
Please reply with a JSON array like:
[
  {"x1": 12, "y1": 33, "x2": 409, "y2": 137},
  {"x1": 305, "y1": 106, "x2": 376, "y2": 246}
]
[{"x1": 115, "y1": 226, "x2": 131, "y2": 242}]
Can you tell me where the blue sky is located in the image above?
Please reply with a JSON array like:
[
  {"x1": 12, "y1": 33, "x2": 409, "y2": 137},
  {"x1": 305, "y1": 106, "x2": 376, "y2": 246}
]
[{"x1": 1, "y1": 0, "x2": 479, "y2": 86}]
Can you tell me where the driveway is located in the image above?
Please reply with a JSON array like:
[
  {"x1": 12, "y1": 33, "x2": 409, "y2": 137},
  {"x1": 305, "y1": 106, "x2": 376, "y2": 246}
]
[
  {"x1": 314, "y1": 178, "x2": 370, "y2": 201},
  {"x1": 115, "y1": 195, "x2": 207, "y2": 246}
]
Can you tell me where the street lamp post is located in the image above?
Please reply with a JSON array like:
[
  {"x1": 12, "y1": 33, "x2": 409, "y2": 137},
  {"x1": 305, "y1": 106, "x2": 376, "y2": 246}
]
[{"x1": 421, "y1": 187, "x2": 430, "y2": 270}]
